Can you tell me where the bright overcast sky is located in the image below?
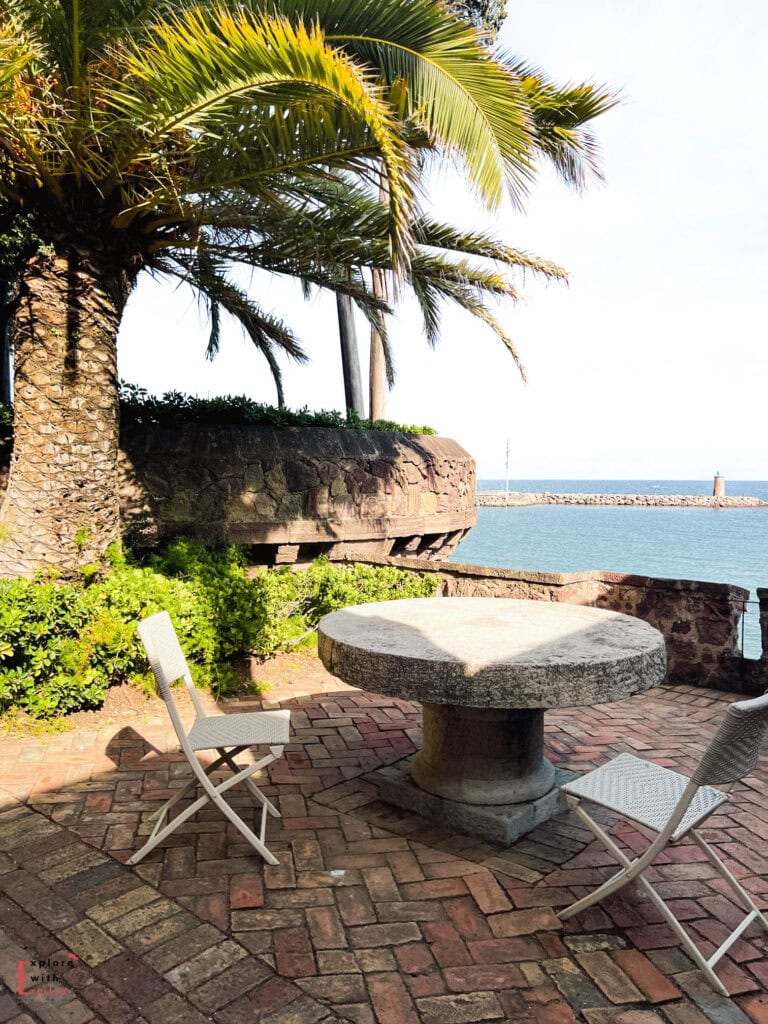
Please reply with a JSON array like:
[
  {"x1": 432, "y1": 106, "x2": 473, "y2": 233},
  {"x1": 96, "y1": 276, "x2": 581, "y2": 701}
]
[{"x1": 118, "y1": 0, "x2": 768, "y2": 480}]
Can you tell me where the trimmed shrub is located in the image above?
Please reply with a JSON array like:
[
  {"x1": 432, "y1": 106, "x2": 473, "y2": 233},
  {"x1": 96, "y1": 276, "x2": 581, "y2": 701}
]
[
  {"x1": 0, "y1": 542, "x2": 437, "y2": 719},
  {"x1": 119, "y1": 383, "x2": 436, "y2": 435}
]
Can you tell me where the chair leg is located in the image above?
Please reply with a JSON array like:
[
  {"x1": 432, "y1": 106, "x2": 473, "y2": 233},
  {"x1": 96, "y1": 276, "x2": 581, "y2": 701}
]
[
  {"x1": 633, "y1": 873, "x2": 730, "y2": 997},
  {"x1": 558, "y1": 805, "x2": 756, "y2": 997},
  {"x1": 148, "y1": 751, "x2": 232, "y2": 825},
  {"x1": 558, "y1": 804, "x2": 642, "y2": 921},
  {"x1": 216, "y1": 747, "x2": 281, "y2": 818},
  {"x1": 128, "y1": 749, "x2": 282, "y2": 866},
  {"x1": 691, "y1": 831, "x2": 768, "y2": 933},
  {"x1": 127, "y1": 787, "x2": 215, "y2": 865},
  {"x1": 210, "y1": 790, "x2": 280, "y2": 867}
]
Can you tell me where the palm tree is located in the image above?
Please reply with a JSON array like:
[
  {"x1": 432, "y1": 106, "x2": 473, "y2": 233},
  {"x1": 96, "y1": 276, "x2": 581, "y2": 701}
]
[
  {"x1": 0, "y1": 0, "x2": 614, "y2": 577},
  {"x1": 359, "y1": 14, "x2": 615, "y2": 419},
  {"x1": 211, "y1": 174, "x2": 569, "y2": 391},
  {"x1": 360, "y1": 0, "x2": 508, "y2": 420}
]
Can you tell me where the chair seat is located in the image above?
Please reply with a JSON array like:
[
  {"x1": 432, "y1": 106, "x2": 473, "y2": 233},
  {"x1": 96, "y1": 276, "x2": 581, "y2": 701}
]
[
  {"x1": 562, "y1": 752, "x2": 728, "y2": 840},
  {"x1": 188, "y1": 709, "x2": 291, "y2": 751}
]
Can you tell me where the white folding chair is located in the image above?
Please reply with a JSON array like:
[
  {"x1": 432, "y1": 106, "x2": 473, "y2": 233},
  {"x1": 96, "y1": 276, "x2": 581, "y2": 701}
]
[
  {"x1": 558, "y1": 692, "x2": 768, "y2": 996},
  {"x1": 128, "y1": 611, "x2": 290, "y2": 867}
]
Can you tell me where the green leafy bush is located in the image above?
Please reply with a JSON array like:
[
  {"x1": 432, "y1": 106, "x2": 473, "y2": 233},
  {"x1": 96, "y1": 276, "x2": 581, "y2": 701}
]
[
  {"x1": 0, "y1": 542, "x2": 437, "y2": 719},
  {"x1": 119, "y1": 383, "x2": 436, "y2": 435}
]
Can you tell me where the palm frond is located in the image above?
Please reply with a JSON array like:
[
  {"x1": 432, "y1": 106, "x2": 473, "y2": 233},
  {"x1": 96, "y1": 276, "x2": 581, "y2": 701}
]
[
  {"x1": 415, "y1": 219, "x2": 567, "y2": 279},
  {"x1": 5, "y1": 0, "x2": 179, "y2": 87},
  {"x1": 505, "y1": 57, "x2": 619, "y2": 188},
  {"x1": 410, "y1": 275, "x2": 443, "y2": 348},
  {"x1": 105, "y1": 8, "x2": 415, "y2": 267},
  {"x1": 0, "y1": 19, "x2": 36, "y2": 92},
  {"x1": 419, "y1": 274, "x2": 526, "y2": 380},
  {"x1": 267, "y1": 0, "x2": 536, "y2": 207},
  {"x1": 159, "y1": 253, "x2": 308, "y2": 407},
  {"x1": 0, "y1": 19, "x2": 68, "y2": 195}
]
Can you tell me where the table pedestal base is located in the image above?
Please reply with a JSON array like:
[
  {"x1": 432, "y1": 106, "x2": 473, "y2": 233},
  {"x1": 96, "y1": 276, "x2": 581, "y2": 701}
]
[
  {"x1": 376, "y1": 759, "x2": 577, "y2": 845},
  {"x1": 411, "y1": 704, "x2": 555, "y2": 805}
]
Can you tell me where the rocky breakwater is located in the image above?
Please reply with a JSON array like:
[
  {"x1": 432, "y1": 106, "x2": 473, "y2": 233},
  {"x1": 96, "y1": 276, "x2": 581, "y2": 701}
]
[{"x1": 478, "y1": 491, "x2": 767, "y2": 508}]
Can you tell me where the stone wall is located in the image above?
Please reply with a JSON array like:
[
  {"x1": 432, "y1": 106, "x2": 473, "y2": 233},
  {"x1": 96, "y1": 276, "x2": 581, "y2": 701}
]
[
  {"x1": 118, "y1": 424, "x2": 476, "y2": 562},
  {"x1": 360, "y1": 556, "x2": 765, "y2": 694}
]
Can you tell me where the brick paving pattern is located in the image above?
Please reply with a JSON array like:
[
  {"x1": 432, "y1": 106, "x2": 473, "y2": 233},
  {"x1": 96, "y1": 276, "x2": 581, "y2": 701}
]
[{"x1": 0, "y1": 667, "x2": 765, "y2": 1024}]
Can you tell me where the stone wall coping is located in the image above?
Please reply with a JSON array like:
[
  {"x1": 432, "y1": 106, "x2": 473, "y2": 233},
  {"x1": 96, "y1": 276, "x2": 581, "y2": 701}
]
[
  {"x1": 120, "y1": 422, "x2": 468, "y2": 460},
  {"x1": 363, "y1": 555, "x2": 751, "y2": 600}
]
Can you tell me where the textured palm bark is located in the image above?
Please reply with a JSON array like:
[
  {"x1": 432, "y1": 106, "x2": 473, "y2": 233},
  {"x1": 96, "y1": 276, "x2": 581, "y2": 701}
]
[
  {"x1": 0, "y1": 252, "x2": 122, "y2": 577},
  {"x1": 368, "y1": 267, "x2": 388, "y2": 420},
  {"x1": 369, "y1": 176, "x2": 390, "y2": 421}
]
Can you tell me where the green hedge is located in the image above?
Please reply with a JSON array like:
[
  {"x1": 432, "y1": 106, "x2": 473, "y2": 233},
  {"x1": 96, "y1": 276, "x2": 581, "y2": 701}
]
[
  {"x1": 118, "y1": 384, "x2": 436, "y2": 435},
  {"x1": 0, "y1": 542, "x2": 437, "y2": 719}
]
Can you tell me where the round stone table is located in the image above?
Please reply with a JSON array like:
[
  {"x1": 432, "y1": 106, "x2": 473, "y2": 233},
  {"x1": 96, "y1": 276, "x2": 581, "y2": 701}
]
[{"x1": 318, "y1": 597, "x2": 666, "y2": 843}]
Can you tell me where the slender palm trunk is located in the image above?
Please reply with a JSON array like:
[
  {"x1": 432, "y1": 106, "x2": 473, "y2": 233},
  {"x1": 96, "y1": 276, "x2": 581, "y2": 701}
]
[
  {"x1": 369, "y1": 174, "x2": 390, "y2": 420},
  {"x1": 0, "y1": 278, "x2": 13, "y2": 407},
  {"x1": 336, "y1": 293, "x2": 365, "y2": 417},
  {"x1": 369, "y1": 267, "x2": 388, "y2": 420},
  {"x1": 0, "y1": 251, "x2": 123, "y2": 577}
]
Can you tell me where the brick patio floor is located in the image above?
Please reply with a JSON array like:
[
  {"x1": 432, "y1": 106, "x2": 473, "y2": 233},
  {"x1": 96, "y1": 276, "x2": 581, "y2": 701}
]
[{"x1": 0, "y1": 661, "x2": 765, "y2": 1024}]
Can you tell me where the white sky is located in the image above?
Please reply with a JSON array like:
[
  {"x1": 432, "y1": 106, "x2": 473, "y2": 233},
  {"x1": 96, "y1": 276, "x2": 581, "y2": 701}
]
[{"x1": 117, "y1": 0, "x2": 768, "y2": 480}]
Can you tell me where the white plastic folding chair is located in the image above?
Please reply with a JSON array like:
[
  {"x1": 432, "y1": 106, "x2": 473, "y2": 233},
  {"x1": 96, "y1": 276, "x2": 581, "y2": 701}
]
[
  {"x1": 558, "y1": 692, "x2": 768, "y2": 995},
  {"x1": 128, "y1": 611, "x2": 290, "y2": 867}
]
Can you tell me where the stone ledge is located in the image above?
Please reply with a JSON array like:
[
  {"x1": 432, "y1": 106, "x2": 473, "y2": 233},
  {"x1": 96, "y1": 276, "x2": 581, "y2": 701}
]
[{"x1": 362, "y1": 554, "x2": 751, "y2": 599}]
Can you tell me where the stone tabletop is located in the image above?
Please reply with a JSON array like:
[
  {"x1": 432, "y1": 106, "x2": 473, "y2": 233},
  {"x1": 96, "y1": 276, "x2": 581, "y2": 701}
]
[{"x1": 318, "y1": 597, "x2": 666, "y2": 708}]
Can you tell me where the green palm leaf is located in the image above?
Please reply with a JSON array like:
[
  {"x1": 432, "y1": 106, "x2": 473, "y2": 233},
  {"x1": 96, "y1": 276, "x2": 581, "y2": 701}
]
[
  {"x1": 509, "y1": 58, "x2": 619, "y2": 188},
  {"x1": 160, "y1": 252, "x2": 308, "y2": 408},
  {"x1": 264, "y1": 0, "x2": 535, "y2": 207},
  {"x1": 104, "y1": 8, "x2": 415, "y2": 266}
]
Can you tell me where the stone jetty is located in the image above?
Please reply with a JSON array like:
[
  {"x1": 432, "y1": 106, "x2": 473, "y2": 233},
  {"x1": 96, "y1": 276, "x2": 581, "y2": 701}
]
[{"x1": 478, "y1": 491, "x2": 767, "y2": 508}]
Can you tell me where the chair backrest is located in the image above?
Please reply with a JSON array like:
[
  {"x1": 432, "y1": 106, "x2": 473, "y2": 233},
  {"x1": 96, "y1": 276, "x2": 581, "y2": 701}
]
[
  {"x1": 137, "y1": 611, "x2": 206, "y2": 721},
  {"x1": 693, "y1": 691, "x2": 768, "y2": 787}
]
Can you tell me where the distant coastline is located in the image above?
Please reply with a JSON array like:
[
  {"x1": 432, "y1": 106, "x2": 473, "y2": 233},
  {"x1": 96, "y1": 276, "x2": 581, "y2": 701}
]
[{"x1": 477, "y1": 491, "x2": 768, "y2": 508}]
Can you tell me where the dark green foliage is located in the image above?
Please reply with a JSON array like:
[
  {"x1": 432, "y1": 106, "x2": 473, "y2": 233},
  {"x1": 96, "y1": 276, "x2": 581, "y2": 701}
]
[
  {"x1": 451, "y1": 1, "x2": 508, "y2": 39},
  {"x1": 0, "y1": 211, "x2": 42, "y2": 273},
  {"x1": 0, "y1": 541, "x2": 437, "y2": 719},
  {"x1": 119, "y1": 383, "x2": 436, "y2": 435}
]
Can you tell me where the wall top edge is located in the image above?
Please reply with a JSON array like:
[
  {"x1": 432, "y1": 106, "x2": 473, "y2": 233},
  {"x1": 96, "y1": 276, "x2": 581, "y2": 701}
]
[
  {"x1": 361, "y1": 555, "x2": 751, "y2": 599},
  {"x1": 118, "y1": 425, "x2": 475, "y2": 465}
]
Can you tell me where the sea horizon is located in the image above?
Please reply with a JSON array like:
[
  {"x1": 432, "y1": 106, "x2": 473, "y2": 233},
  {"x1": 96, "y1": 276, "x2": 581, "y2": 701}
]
[
  {"x1": 477, "y1": 478, "x2": 768, "y2": 499},
  {"x1": 455, "y1": 480, "x2": 768, "y2": 658}
]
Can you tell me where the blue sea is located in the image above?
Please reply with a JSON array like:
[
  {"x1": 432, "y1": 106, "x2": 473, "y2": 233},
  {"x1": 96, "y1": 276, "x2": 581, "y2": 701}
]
[{"x1": 452, "y1": 481, "x2": 768, "y2": 659}]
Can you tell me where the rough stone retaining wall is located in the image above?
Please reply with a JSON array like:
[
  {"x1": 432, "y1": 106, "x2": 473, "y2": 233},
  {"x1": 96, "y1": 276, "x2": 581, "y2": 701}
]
[
  {"x1": 479, "y1": 491, "x2": 766, "y2": 508},
  {"x1": 360, "y1": 556, "x2": 765, "y2": 694},
  {"x1": 118, "y1": 424, "x2": 476, "y2": 562}
]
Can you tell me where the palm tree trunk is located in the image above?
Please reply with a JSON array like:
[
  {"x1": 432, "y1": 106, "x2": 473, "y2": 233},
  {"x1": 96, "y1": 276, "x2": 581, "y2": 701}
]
[
  {"x1": 0, "y1": 251, "x2": 123, "y2": 577},
  {"x1": 369, "y1": 172, "x2": 391, "y2": 421},
  {"x1": 369, "y1": 267, "x2": 388, "y2": 420},
  {"x1": 0, "y1": 279, "x2": 13, "y2": 408},
  {"x1": 336, "y1": 293, "x2": 365, "y2": 417}
]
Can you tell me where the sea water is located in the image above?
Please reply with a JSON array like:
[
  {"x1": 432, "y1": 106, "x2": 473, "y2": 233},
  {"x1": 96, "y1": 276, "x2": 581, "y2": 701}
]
[{"x1": 451, "y1": 481, "x2": 768, "y2": 658}]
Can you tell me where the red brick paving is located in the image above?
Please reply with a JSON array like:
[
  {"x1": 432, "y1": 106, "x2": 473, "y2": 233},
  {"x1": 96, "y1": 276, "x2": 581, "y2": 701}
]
[{"x1": 0, "y1": 666, "x2": 765, "y2": 1024}]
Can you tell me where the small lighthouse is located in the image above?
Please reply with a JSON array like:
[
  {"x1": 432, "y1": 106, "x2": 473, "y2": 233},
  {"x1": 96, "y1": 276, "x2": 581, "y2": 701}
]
[{"x1": 713, "y1": 472, "x2": 725, "y2": 498}]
